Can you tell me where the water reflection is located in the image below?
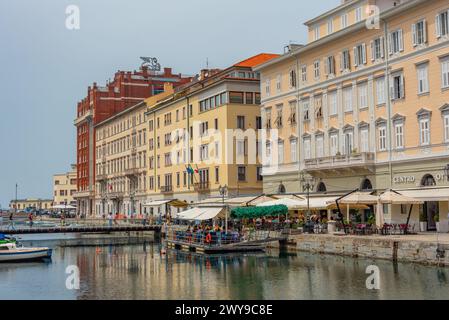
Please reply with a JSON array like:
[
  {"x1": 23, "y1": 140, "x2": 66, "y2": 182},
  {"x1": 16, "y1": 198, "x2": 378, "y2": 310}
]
[{"x1": 0, "y1": 243, "x2": 448, "y2": 300}]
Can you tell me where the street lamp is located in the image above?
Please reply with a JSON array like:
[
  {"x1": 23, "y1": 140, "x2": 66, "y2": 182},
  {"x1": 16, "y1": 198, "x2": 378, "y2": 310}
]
[
  {"x1": 219, "y1": 185, "x2": 228, "y2": 233},
  {"x1": 300, "y1": 171, "x2": 316, "y2": 233}
]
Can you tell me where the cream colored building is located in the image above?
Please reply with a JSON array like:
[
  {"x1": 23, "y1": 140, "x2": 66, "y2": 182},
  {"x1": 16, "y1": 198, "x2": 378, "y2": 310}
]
[
  {"x1": 256, "y1": 0, "x2": 449, "y2": 231},
  {"x1": 53, "y1": 165, "x2": 77, "y2": 206},
  {"x1": 144, "y1": 54, "x2": 277, "y2": 208},
  {"x1": 94, "y1": 83, "x2": 175, "y2": 217},
  {"x1": 9, "y1": 199, "x2": 53, "y2": 211}
]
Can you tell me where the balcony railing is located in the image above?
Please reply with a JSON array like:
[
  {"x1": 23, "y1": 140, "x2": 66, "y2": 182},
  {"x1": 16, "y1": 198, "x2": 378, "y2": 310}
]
[
  {"x1": 96, "y1": 173, "x2": 108, "y2": 181},
  {"x1": 304, "y1": 152, "x2": 375, "y2": 174},
  {"x1": 193, "y1": 181, "x2": 211, "y2": 192},
  {"x1": 125, "y1": 168, "x2": 140, "y2": 176},
  {"x1": 160, "y1": 186, "x2": 173, "y2": 193}
]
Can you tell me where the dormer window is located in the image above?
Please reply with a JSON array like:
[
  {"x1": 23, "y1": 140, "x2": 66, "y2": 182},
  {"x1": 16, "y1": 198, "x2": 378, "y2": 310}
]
[
  {"x1": 341, "y1": 13, "x2": 348, "y2": 29},
  {"x1": 355, "y1": 7, "x2": 363, "y2": 23},
  {"x1": 327, "y1": 19, "x2": 333, "y2": 34},
  {"x1": 314, "y1": 26, "x2": 320, "y2": 41}
]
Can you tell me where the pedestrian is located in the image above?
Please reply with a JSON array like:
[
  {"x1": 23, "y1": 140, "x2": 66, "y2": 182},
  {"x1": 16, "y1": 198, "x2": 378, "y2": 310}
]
[
  {"x1": 60, "y1": 212, "x2": 65, "y2": 226},
  {"x1": 108, "y1": 212, "x2": 113, "y2": 227},
  {"x1": 28, "y1": 213, "x2": 34, "y2": 228},
  {"x1": 8, "y1": 212, "x2": 15, "y2": 230}
]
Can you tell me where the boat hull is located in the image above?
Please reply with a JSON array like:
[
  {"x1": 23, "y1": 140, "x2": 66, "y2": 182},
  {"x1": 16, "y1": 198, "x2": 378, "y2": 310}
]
[{"x1": 0, "y1": 248, "x2": 52, "y2": 262}]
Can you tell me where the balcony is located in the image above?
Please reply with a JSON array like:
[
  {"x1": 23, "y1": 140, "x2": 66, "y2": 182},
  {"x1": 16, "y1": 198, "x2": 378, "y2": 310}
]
[
  {"x1": 303, "y1": 152, "x2": 375, "y2": 177},
  {"x1": 131, "y1": 146, "x2": 137, "y2": 154},
  {"x1": 160, "y1": 186, "x2": 173, "y2": 194},
  {"x1": 108, "y1": 192, "x2": 124, "y2": 200},
  {"x1": 125, "y1": 168, "x2": 140, "y2": 177},
  {"x1": 193, "y1": 181, "x2": 211, "y2": 192},
  {"x1": 96, "y1": 173, "x2": 108, "y2": 181}
]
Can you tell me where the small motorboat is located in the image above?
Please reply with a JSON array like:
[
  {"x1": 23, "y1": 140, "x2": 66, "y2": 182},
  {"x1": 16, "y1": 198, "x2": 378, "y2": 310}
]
[{"x1": 0, "y1": 242, "x2": 52, "y2": 262}]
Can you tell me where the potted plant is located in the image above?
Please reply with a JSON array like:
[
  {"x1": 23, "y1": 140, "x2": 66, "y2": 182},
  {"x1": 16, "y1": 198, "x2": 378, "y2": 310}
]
[
  {"x1": 434, "y1": 214, "x2": 440, "y2": 233},
  {"x1": 419, "y1": 212, "x2": 427, "y2": 232}
]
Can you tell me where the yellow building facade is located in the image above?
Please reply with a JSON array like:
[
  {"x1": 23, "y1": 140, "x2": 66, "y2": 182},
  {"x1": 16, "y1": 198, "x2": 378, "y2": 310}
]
[
  {"x1": 256, "y1": 0, "x2": 449, "y2": 231},
  {"x1": 53, "y1": 164, "x2": 77, "y2": 206}
]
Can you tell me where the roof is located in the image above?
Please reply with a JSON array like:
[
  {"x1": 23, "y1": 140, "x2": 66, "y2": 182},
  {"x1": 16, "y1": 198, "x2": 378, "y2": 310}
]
[{"x1": 233, "y1": 53, "x2": 280, "y2": 68}]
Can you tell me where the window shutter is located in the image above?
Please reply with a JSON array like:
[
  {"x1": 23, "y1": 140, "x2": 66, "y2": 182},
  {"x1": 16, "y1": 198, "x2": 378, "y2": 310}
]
[
  {"x1": 389, "y1": 76, "x2": 395, "y2": 100},
  {"x1": 340, "y1": 52, "x2": 344, "y2": 72},
  {"x1": 412, "y1": 23, "x2": 417, "y2": 46},
  {"x1": 380, "y1": 37, "x2": 385, "y2": 58},
  {"x1": 370, "y1": 41, "x2": 375, "y2": 61},
  {"x1": 399, "y1": 29, "x2": 404, "y2": 51},
  {"x1": 400, "y1": 75, "x2": 405, "y2": 99},
  {"x1": 362, "y1": 43, "x2": 367, "y2": 64},
  {"x1": 353, "y1": 47, "x2": 358, "y2": 66},
  {"x1": 423, "y1": 19, "x2": 427, "y2": 43},
  {"x1": 324, "y1": 57, "x2": 329, "y2": 76},
  {"x1": 436, "y1": 14, "x2": 442, "y2": 38},
  {"x1": 388, "y1": 33, "x2": 393, "y2": 55}
]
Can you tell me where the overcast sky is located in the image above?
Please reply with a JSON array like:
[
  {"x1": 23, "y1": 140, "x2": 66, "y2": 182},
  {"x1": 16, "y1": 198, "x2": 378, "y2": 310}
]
[{"x1": 0, "y1": 0, "x2": 338, "y2": 208}]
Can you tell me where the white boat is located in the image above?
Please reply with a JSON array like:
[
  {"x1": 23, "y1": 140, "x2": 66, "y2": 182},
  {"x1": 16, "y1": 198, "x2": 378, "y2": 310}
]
[{"x1": 0, "y1": 242, "x2": 52, "y2": 262}]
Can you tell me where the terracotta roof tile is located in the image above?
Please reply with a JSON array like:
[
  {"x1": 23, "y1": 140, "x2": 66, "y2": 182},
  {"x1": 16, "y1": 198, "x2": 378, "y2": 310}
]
[{"x1": 233, "y1": 53, "x2": 280, "y2": 68}]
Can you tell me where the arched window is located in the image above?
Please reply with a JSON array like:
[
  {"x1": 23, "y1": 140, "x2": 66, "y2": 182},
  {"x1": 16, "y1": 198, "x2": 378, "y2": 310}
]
[
  {"x1": 278, "y1": 183, "x2": 286, "y2": 194},
  {"x1": 360, "y1": 179, "x2": 373, "y2": 191},
  {"x1": 317, "y1": 182, "x2": 327, "y2": 192},
  {"x1": 421, "y1": 174, "x2": 436, "y2": 187}
]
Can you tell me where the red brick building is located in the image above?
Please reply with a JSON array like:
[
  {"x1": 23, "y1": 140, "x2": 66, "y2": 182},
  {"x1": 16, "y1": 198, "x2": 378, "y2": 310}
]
[{"x1": 74, "y1": 65, "x2": 192, "y2": 216}]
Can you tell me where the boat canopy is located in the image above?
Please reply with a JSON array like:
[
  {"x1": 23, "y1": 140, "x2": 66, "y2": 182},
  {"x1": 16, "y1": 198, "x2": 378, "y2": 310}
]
[
  {"x1": 175, "y1": 207, "x2": 225, "y2": 221},
  {"x1": 231, "y1": 205, "x2": 288, "y2": 219}
]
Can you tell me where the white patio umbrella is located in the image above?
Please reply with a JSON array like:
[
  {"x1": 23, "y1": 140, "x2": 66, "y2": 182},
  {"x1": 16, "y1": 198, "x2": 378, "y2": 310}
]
[
  {"x1": 337, "y1": 192, "x2": 378, "y2": 222},
  {"x1": 256, "y1": 197, "x2": 304, "y2": 210},
  {"x1": 375, "y1": 200, "x2": 385, "y2": 228}
]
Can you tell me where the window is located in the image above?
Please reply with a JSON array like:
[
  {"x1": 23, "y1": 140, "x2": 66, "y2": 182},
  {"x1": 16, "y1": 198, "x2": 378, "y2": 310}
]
[
  {"x1": 265, "y1": 109, "x2": 272, "y2": 129},
  {"x1": 341, "y1": 13, "x2": 348, "y2": 28},
  {"x1": 328, "y1": 91, "x2": 337, "y2": 116},
  {"x1": 237, "y1": 140, "x2": 245, "y2": 156},
  {"x1": 256, "y1": 167, "x2": 263, "y2": 181},
  {"x1": 245, "y1": 92, "x2": 253, "y2": 104},
  {"x1": 303, "y1": 100, "x2": 310, "y2": 121},
  {"x1": 378, "y1": 126, "x2": 387, "y2": 151},
  {"x1": 290, "y1": 139, "x2": 298, "y2": 163},
  {"x1": 289, "y1": 70, "x2": 297, "y2": 88},
  {"x1": 444, "y1": 114, "x2": 449, "y2": 142},
  {"x1": 278, "y1": 141, "x2": 284, "y2": 164},
  {"x1": 276, "y1": 74, "x2": 282, "y2": 92},
  {"x1": 275, "y1": 106, "x2": 283, "y2": 127},
  {"x1": 265, "y1": 79, "x2": 270, "y2": 96},
  {"x1": 343, "y1": 86, "x2": 353, "y2": 112},
  {"x1": 441, "y1": 58, "x2": 449, "y2": 89},
  {"x1": 419, "y1": 118, "x2": 430, "y2": 146},
  {"x1": 330, "y1": 133, "x2": 338, "y2": 156},
  {"x1": 214, "y1": 118, "x2": 218, "y2": 130},
  {"x1": 436, "y1": 10, "x2": 449, "y2": 38},
  {"x1": 325, "y1": 55, "x2": 336, "y2": 76},
  {"x1": 355, "y1": 7, "x2": 362, "y2": 23},
  {"x1": 229, "y1": 92, "x2": 244, "y2": 104},
  {"x1": 256, "y1": 116, "x2": 262, "y2": 130},
  {"x1": 376, "y1": 77, "x2": 386, "y2": 105},
  {"x1": 412, "y1": 20, "x2": 427, "y2": 46},
  {"x1": 303, "y1": 138, "x2": 311, "y2": 160},
  {"x1": 394, "y1": 123, "x2": 404, "y2": 149},
  {"x1": 389, "y1": 29, "x2": 404, "y2": 55},
  {"x1": 237, "y1": 166, "x2": 246, "y2": 182},
  {"x1": 417, "y1": 64, "x2": 429, "y2": 94},
  {"x1": 371, "y1": 37, "x2": 385, "y2": 61},
  {"x1": 353, "y1": 43, "x2": 367, "y2": 66},
  {"x1": 255, "y1": 93, "x2": 261, "y2": 104},
  {"x1": 327, "y1": 19, "x2": 333, "y2": 34},
  {"x1": 314, "y1": 60, "x2": 320, "y2": 79},
  {"x1": 237, "y1": 116, "x2": 245, "y2": 130},
  {"x1": 360, "y1": 128, "x2": 369, "y2": 152},
  {"x1": 164, "y1": 153, "x2": 172, "y2": 166},
  {"x1": 316, "y1": 135, "x2": 324, "y2": 158},
  {"x1": 200, "y1": 144, "x2": 209, "y2": 161},
  {"x1": 301, "y1": 65, "x2": 307, "y2": 83},
  {"x1": 358, "y1": 83, "x2": 368, "y2": 109},
  {"x1": 340, "y1": 50, "x2": 351, "y2": 72},
  {"x1": 289, "y1": 102, "x2": 297, "y2": 125},
  {"x1": 391, "y1": 73, "x2": 405, "y2": 100},
  {"x1": 343, "y1": 130, "x2": 354, "y2": 155},
  {"x1": 314, "y1": 26, "x2": 320, "y2": 40}
]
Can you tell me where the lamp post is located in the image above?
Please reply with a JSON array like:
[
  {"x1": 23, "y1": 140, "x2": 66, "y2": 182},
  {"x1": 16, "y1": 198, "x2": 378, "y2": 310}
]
[
  {"x1": 219, "y1": 185, "x2": 228, "y2": 233},
  {"x1": 300, "y1": 172, "x2": 316, "y2": 233}
]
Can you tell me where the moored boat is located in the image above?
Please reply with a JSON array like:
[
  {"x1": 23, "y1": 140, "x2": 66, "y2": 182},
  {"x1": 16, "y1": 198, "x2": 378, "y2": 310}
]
[{"x1": 0, "y1": 242, "x2": 52, "y2": 262}]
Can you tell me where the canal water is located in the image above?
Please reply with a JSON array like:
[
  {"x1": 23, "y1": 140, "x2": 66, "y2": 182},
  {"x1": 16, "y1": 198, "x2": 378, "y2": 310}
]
[{"x1": 0, "y1": 240, "x2": 448, "y2": 300}]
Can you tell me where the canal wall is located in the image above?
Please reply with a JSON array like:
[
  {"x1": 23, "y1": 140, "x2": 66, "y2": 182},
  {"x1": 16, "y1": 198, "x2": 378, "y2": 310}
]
[
  {"x1": 19, "y1": 231, "x2": 156, "y2": 247},
  {"x1": 270, "y1": 234, "x2": 449, "y2": 266}
]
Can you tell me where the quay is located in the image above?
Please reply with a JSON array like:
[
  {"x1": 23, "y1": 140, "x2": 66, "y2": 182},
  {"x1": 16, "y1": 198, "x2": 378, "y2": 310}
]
[
  {"x1": 271, "y1": 233, "x2": 449, "y2": 267},
  {"x1": 0, "y1": 224, "x2": 160, "y2": 235}
]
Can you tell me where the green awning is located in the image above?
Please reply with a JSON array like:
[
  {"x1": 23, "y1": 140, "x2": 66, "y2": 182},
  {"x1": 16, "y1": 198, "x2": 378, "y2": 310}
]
[{"x1": 231, "y1": 205, "x2": 288, "y2": 219}]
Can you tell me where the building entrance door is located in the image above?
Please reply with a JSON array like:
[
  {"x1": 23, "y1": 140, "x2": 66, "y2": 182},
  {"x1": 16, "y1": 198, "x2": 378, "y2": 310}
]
[{"x1": 424, "y1": 201, "x2": 438, "y2": 231}]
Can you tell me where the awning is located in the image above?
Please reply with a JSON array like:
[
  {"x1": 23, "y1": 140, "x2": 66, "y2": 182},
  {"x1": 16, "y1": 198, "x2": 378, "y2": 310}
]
[
  {"x1": 257, "y1": 197, "x2": 304, "y2": 209},
  {"x1": 143, "y1": 199, "x2": 188, "y2": 208},
  {"x1": 336, "y1": 192, "x2": 378, "y2": 205},
  {"x1": 398, "y1": 188, "x2": 449, "y2": 202},
  {"x1": 52, "y1": 204, "x2": 76, "y2": 209},
  {"x1": 379, "y1": 190, "x2": 423, "y2": 204},
  {"x1": 176, "y1": 207, "x2": 225, "y2": 221}
]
